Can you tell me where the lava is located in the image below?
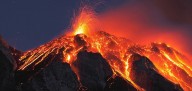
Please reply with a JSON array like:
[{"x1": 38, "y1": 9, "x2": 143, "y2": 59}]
[
  {"x1": 69, "y1": 7, "x2": 98, "y2": 36},
  {"x1": 17, "y1": 7, "x2": 192, "y2": 91}
]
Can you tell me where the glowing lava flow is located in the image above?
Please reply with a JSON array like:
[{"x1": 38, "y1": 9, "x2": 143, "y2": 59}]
[
  {"x1": 89, "y1": 32, "x2": 192, "y2": 91},
  {"x1": 18, "y1": 9, "x2": 192, "y2": 91}
]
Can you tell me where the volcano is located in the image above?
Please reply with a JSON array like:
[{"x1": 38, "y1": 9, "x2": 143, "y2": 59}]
[
  {"x1": 1, "y1": 7, "x2": 192, "y2": 91},
  {"x1": 0, "y1": 29, "x2": 192, "y2": 91}
]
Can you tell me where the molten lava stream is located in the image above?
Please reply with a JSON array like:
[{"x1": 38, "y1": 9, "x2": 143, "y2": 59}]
[
  {"x1": 88, "y1": 31, "x2": 192, "y2": 91},
  {"x1": 88, "y1": 32, "x2": 145, "y2": 90},
  {"x1": 144, "y1": 44, "x2": 192, "y2": 91}
]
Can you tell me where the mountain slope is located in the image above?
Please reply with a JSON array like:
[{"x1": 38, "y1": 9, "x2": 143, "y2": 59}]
[{"x1": 1, "y1": 31, "x2": 191, "y2": 91}]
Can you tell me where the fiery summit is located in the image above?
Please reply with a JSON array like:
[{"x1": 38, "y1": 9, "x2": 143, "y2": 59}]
[
  {"x1": 14, "y1": 7, "x2": 192, "y2": 91},
  {"x1": 70, "y1": 7, "x2": 97, "y2": 36}
]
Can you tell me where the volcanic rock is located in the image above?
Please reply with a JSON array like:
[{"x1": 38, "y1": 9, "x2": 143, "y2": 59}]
[
  {"x1": 129, "y1": 53, "x2": 183, "y2": 91},
  {"x1": 0, "y1": 37, "x2": 17, "y2": 91},
  {"x1": 104, "y1": 76, "x2": 137, "y2": 91},
  {"x1": 72, "y1": 51, "x2": 113, "y2": 91},
  {"x1": 21, "y1": 61, "x2": 80, "y2": 91},
  {"x1": 8, "y1": 46, "x2": 23, "y2": 67}
]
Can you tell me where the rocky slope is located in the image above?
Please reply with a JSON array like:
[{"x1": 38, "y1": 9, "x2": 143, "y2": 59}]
[{"x1": 0, "y1": 35, "x2": 184, "y2": 91}]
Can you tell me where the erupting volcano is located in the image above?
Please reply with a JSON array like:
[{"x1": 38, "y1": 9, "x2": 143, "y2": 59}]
[{"x1": 0, "y1": 6, "x2": 192, "y2": 91}]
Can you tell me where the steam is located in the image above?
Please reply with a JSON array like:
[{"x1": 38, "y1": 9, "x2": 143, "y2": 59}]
[{"x1": 96, "y1": 1, "x2": 192, "y2": 57}]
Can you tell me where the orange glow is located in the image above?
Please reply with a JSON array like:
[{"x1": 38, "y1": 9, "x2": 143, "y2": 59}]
[
  {"x1": 74, "y1": 23, "x2": 88, "y2": 35},
  {"x1": 17, "y1": 6, "x2": 192, "y2": 91},
  {"x1": 70, "y1": 7, "x2": 97, "y2": 36}
]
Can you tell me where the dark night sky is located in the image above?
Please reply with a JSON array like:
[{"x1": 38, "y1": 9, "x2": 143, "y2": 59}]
[
  {"x1": 0, "y1": 0, "x2": 192, "y2": 53},
  {"x1": 0, "y1": 0, "x2": 79, "y2": 51}
]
